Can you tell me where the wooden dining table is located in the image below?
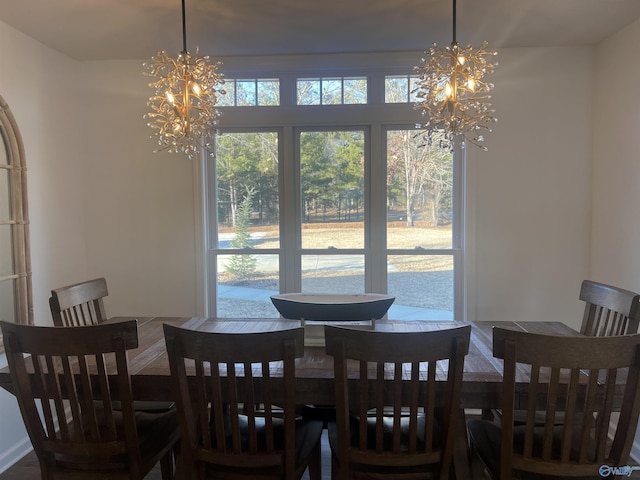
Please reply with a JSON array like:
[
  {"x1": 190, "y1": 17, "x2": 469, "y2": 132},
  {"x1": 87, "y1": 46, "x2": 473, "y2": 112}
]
[
  {"x1": 0, "y1": 316, "x2": 582, "y2": 408},
  {"x1": 111, "y1": 316, "x2": 583, "y2": 408}
]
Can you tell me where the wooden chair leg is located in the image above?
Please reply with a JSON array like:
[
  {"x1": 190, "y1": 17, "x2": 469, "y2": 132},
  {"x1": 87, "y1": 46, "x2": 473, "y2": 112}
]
[
  {"x1": 469, "y1": 443, "x2": 488, "y2": 480},
  {"x1": 160, "y1": 450, "x2": 175, "y2": 480},
  {"x1": 307, "y1": 441, "x2": 322, "y2": 480},
  {"x1": 330, "y1": 454, "x2": 338, "y2": 480}
]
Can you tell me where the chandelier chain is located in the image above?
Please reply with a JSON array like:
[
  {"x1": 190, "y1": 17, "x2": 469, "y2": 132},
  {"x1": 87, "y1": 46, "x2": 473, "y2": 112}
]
[{"x1": 181, "y1": 0, "x2": 187, "y2": 53}]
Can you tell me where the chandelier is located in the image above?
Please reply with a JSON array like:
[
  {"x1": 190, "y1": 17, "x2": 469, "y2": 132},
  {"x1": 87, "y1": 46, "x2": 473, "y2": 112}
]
[
  {"x1": 143, "y1": 0, "x2": 224, "y2": 159},
  {"x1": 413, "y1": 0, "x2": 497, "y2": 151}
]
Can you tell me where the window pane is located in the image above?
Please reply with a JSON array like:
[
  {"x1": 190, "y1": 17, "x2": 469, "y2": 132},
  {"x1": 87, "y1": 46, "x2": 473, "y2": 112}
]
[
  {"x1": 343, "y1": 77, "x2": 367, "y2": 104},
  {"x1": 257, "y1": 79, "x2": 280, "y2": 106},
  {"x1": 409, "y1": 76, "x2": 421, "y2": 103},
  {"x1": 387, "y1": 255, "x2": 453, "y2": 319},
  {"x1": 236, "y1": 80, "x2": 257, "y2": 106},
  {"x1": 216, "y1": 132, "x2": 280, "y2": 249},
  {"x1": 385, "y1": 76, "x2": 409, "y2": 103},
  {"x1": 297, "y1": 79, "x2": 320, "y2": 105},
  {"x1": 302, "y1": 254, "x2": 364, "y2": 293},
  {"x1": 0, "y1": 168, "x2": 9, "y2": 221},
  {"x1": 216, "y1": 254, "x2": 280, "y2": 318},
  {"x1": 0, "y1": 279, "x2": 16, "y2": 323},
  {"x1": 300, "y1": 131, "x2": 365, "y2": 249},
  {"x1": 0, "y1": 224, "x2": 13, "y2": 276},
  {"x1": 218, "y1": 79, "x2": 235, "y2": 106},
  {"x1": 322, "y1": 78, "x2": 342, "y2": 105},
  {"x1": 387, "y1": 130, "x2": 452, "y2": 248}
]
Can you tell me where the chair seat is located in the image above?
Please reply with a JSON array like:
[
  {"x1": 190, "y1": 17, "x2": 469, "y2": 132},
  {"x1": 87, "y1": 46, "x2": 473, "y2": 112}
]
[
  {"x1": 210, "y1": 414, "x2": 323, "y2": 463},
  {"x1": 55, "y1": 408, "x2": 179, "y2": 471},
  {"x1": 102, "y1": 400, "x2": 176, "y2": 413},
  {"x1": 203, "y1": 415, "x2": 323, "y2": 477},
  {"x1": 468, "y1": 419, "x2": 600, "y2": 479},
  {"x1": 328, "y1": 414, "x2": 441, "y2": 454}
]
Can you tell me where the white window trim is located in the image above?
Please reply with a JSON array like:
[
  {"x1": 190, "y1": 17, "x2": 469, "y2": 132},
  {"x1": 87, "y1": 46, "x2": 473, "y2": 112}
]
[{"x1": 195, "y1": 52, "x2": 470, "y2": 319}]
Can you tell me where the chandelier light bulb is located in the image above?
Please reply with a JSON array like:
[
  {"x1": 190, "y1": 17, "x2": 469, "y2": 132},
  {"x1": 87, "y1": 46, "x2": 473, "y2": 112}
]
[
  {"x1": 467, "y1": 78, "x2": 475, "y2": 91},
  {"x1": 445, "y1": 83, "x2": 453, "y2": 98}
]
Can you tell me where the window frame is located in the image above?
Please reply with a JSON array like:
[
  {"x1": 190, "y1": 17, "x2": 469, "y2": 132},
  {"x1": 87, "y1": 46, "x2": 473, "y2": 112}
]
[
  {"x1": 0, "y1": 94, "x2": 32, "y2": 352},
  {"x1": 203, "y1": 64, "x2": 466, "y2": 320}
]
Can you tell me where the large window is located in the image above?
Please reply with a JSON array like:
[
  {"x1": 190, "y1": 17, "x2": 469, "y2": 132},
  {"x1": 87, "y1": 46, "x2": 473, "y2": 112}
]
[
  {"x1": 206, "y1": 69, "x2": 463, "y2": 321},
  {"x1": 0, "y1": 95, "x2": 32, "y2": 351}
]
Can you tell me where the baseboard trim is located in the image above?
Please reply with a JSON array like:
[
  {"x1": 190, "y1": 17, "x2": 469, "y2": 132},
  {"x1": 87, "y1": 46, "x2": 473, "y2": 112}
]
[{"x1": 0, "y1": 437, "x2": 32, "y2": 474}]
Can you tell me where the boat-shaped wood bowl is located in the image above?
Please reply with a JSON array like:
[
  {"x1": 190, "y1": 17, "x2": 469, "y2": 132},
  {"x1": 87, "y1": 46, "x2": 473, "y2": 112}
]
[{"x1": 270, "y1": 293, "x2": 395, "y2": 321}]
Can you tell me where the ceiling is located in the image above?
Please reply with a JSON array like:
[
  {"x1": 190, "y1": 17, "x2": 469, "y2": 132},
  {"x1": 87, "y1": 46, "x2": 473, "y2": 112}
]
[{"x1": 1, "y1": 0, "x2": 639, "y2": 61}]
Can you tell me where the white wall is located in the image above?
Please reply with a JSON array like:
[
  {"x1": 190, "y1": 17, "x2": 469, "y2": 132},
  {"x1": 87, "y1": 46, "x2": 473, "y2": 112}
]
[
  {"x1": 78, "y1": 61, "x2": 199, "y2": 317},
  {"x1": 468, "y1": 47, "x2": 593, "y2": 329},
  {"x1": 592, "y1": 16, "x2": 640, "y2": 462},
  {"x1": 592, "y1": 18, "x2": 640, "y2": 291},
  {"x1": 0, "y1": 21, "x2": 86, "y2": 470}
]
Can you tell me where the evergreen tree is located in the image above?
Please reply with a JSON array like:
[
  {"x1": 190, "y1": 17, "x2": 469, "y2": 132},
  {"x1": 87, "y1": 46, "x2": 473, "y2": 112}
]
[{"x1": 225, "y1": 188, "x2": 258, "y2": 282}]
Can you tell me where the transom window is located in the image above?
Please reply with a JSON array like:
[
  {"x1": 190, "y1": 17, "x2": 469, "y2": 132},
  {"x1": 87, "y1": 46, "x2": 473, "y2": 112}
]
[
  {"x1": 219, "y1": 78, "x2": 280, "y2": 106},
  {"x1": 385, "y1": 75, "x2": 420, "y2": 103},
  {"x1": 296, "y1": 77, "x2": 367, "y2": 105}
]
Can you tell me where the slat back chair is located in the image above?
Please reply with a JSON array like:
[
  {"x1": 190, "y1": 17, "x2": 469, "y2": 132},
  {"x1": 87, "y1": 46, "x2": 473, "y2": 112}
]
[
  {"x1": 324, "y1": 324, "x2": 471, "y2": 480},
  {"x1": 0, "y1": 319, "x2": 179, "y2": 479},
  {"x1": 49, "y1": 277, "x2": 109, "y2": 327},
  {"x1": 163, "y1": 324, "x2": 322, "y2": 480},
  {"x1": 468, "y1": 327, "x2": 640, "y2": 480},
  {"x1": 579, "y1": 280, "x2": 640, "y2": 337},
  {"x1": 49, "y1": 277, "x2": 173, "y2": 413},
  {"x1": 486, "y1": 280, "x2": 640, "y2": 427}
]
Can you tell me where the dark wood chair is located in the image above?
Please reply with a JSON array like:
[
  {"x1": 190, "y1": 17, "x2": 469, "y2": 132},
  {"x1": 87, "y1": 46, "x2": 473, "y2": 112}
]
[
  {"x1": 579, "y1": 279, "x2": 640, "y2": 336},
  {"x1": 485, "y1": 279, "x2": 640, "y2": 426},
  {"x1": 163, "y1": 324, "x2": 323, "y2": 480},
  {"x1": 0, "y1": 319, "x2": 180, "y2": 480},
  {"x1": 49, "y1": 277, "x2": 174, "y2": 413},
  {"x1": 49, "y1": 277, "x2": 108, "y2": 327},
  {"x1": 468, "y1": 327, "x2": 640, "y2": 479},
  {"x1": 324, "y1": 324, "x2": 471, "y2": 480}
]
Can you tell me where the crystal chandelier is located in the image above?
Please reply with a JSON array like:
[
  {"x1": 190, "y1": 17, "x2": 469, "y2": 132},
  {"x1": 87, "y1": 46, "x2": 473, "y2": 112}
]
[
  {"x1": 143, "y1": 0, "x2": 224, "y2": 159},
  {"x1": 413, "y1": 0, "x2": 497, "y2": 151}
]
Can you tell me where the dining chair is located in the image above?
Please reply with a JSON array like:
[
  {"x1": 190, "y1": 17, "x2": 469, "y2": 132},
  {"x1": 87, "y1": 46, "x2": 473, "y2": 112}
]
[
  {"x1": 163, "y1": 324, "x2": 323, "y2": 480},
  {"x1": 49, "y1": 277, "x2": 109, "y2": 327},
  {"x1": 0, "y1": 319, "x2": 180, "y2": 480},
  {"x1": 49, "y1": 277, "x2": 174, "y2": 413},
  {"x1": 468, "y1": 327, "x2": 640, "y2": 480},
  {"x1": 324, "y1": 324, "x2": 471, "y2": 480},
  {"x1": 484, "y1": 279, "x2": 640, "y2": 427},
  {"x1": 579, "y1": 279, "x2": 640, "y2": 336}
]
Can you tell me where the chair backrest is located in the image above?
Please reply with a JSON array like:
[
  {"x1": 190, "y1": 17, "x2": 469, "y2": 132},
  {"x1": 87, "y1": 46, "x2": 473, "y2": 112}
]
[
  {"x1": 49, "y1": 277, "x2": 109, "y2": 326},
  {"x1": 0, "y1": 319, "x2": 146, "y2": 476},
  {"x1": 579, "y1": 279, "x2": 640, "y2": 336},
  {"x1": 493, "y1": 326, "x2": 640, "y2": 479},
  {"x1": 163, "y1": 324, "x2": 305, "y2": 479},
  {"x1": 324, "y1": 324, "x2": 471, "y2": 479}
]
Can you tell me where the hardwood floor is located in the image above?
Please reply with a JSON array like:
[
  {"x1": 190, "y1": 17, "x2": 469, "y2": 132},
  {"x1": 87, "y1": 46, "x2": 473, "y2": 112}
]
[{"x1": 0, "y1": 430, "x2": 332, "y2": 480}]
